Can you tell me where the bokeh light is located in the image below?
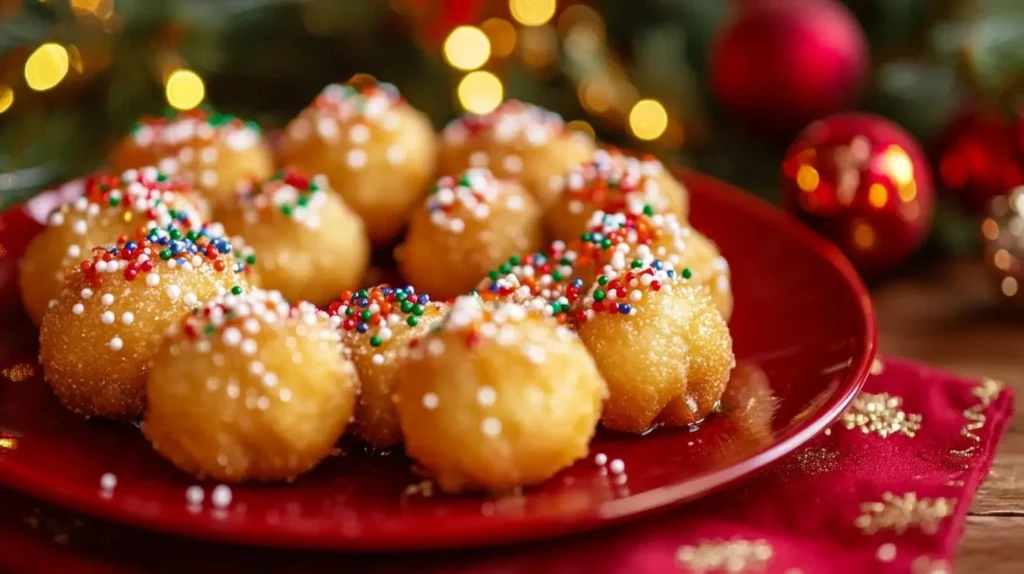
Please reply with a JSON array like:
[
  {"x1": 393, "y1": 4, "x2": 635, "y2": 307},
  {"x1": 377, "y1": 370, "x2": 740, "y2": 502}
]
[
  {"x1": 566, "y1": 120, "x2": 595, "y2": 139},
  {"x1": 481, "y1": 18, "x2": 517, "y2": 58},
  {"x1": 444, "y1": 26, "x2": 491, "y2": 71},
  {"x1": 518, "y1": 25, "x2": 557, "y2": 69},
  {"x1": 868, "y1": 183, "x2": 888, "y2": 208},
  {"x1": 0, "y1": 85, "x2": 13, "y2": 114},
  {"x1": 510, "y1": 0, "x2": 557, "y2": 27},
  {"x1": 628, "y1": 99, "x2": 668, "y2": 141},
  {"x1": 796, "y1": 165, "x2": 819, "y2": 192},
  {"x1": 165, "y1": 69, "x2": 205, "y2": 110},
  {"x1": 25, "y1": 43, "x2": 70, "y2": 91},
  {"x1": 457, "y1": 71, "x2": 503, "y2": 114}
]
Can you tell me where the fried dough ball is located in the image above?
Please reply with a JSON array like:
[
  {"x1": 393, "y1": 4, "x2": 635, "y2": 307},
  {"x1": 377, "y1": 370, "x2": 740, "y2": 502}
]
[
  {"x1": 109, "y1": 110, "x2": 274, "y2": 202},
  {"x1": 438, "y1": 100, "x2": 595, "y2": 207},
  {"x1": 395, "y1": 297, "x2": 607, "y2": 493},
  {"x1": 327, "y1": 285, "x2": 446, "y2": 448},
  {"x1": 144, "y1": 290, "x2": 359, "y2": 481},
  {"x1": 214, "y1": 169, "x2": 369, "y2": 306},
  {"x1": 278, "y1": 80, "x2": 437, "y2": 244},
  {"x1": 396, "y1": 168, "x2": 544, "y2": 300},
  {"x1": 544, "y1": 149, "x2": 687, "y2": 243},
  {"x1": 40, "y1": 233, "x2": 253, "y2": 419},
  {"x1": 475, "y1": 243, "x2": 591, "y2": 321},
  {"x1": 574, "y1": 260, "x2": 734, "y2": 433},
  {"x1": 19, "y1": 168, "x2": 206, "y2": 325}
]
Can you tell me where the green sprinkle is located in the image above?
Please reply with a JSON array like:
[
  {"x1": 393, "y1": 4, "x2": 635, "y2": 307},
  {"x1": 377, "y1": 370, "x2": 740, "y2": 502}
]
[
  {"x1": 642, "y1": 204, "x2": 655, "y2": 216},
  {"x1": 244, "y1": 119, "x2": 261, "y2": 132},
  {"x1": 682, "y1": 267, "x2": 692, "y2": 279},
  {"x1": 356, "y1": 290, "x2": 369, "y2": 299},
  {"x1": 369, "y1": 336, "x2": 382, "y2": 347},
  {"x1": 156, "y1": 173, "x2": 168, "y2": 182},
  {"x1": 406, "y1": 316, "x2": 419, "y2": 327},
  {"x1": 412, "y1": 304, "x2": 425, "y2": 316},
  {"x1": 169, "y1": 229, "x2": 181, "y2": 240},
  {"x1": 509, "y1": 255, "x2": 521, "y2": 266},
  {"x1": 208, "y1": 112, "x2": 233, "y2": 127},
  {"x1": 395, "y1": 292, "x2": 407, "y2": 302},
  {"x1": 488, "y1": 270, "x2": 499, "y2": 281},
  {"x1": 297, "y1": 196, "x2": 309, "y2": 207},
  {"x1": 281, "y1": 205, "x2": 292, "y2": 216},
  {"x1": 159, "y1": 249, "x2": 172, "y2": 261},
  {"x1": 308, "y1": 181, "x2": 320, "y2": 192},
  {"x1": 185, "y1": 231, "x2": 197, "y2": 241},
  {"x1": 400, "y1": 300, "x2": 413, "y2": 313},
  {"x1": 593, "y1": 289, "x2": 606, "y2": 302},
  {"x1": 204, "y1": 324, "x2": 217, "y2": 336},
  {"x1": 246, "y1": 254, "x2": 257, "y2": 265},
  {"x1": 498, "y1": 263, "x2": 511, "y2": 274},
  {"x1": 344, "y1": 308, "x2": 354, "y2": 316},
  {"x1": 231, "y1": 285, "x2": 243, "y2": 295},
  {"x1": 551, "y1": 270, "x2": 563, "y2": 281},
  {"x1": 108, "y1": 197, "x2": 120, "y2": 207},
  {"x1": 597, "y1": 275, "x2": 609, "y2": 286},
  {"x1": 600, "y1": 238, "x2": 612, "y2": 249},
  {"x1": 631, "y1": 259, "x2": 643, "y2": 269},
  {"x1": 360, "y1": 310, "x2": 372, "y2": 321},
  {"x1": 579, "y1": 233, "x2": 590, "y2": 241}
]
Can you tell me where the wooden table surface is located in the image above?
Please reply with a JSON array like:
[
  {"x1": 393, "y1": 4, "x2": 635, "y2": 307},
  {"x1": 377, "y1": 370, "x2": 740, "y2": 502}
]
[{"x1": 873, "y1": 259, "x2": 1024, "y2": 572}]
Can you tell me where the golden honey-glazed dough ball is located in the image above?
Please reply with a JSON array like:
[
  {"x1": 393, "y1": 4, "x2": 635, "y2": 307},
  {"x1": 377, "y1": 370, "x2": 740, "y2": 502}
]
[
  {"x1": 214, "y1": 169, "x2": 369, "y2": 306},
  {"x1": 600, "y1": 146, "x2": 688, "y2": 219},
  {"x1": 574, "y1": 261, "x2": 734, "y2": 433},
  {"x1": 544, "y1": 149, "x2": 687, "y2": 244},
  {"x1": 395, "y1": 297, "x2": 607, "y2": 493},
  {"x1": 327, "y1": 285, "x2": 446, "y2": 448},
  {"x1": 396, "y1": 169, "x2": 544, "y2": 300},
  {"x1": 651, "y1": 222, "x2": 733, "y2": 321},
  {"x1": 438, "y1": 100, "x2": 595, "y2": 207},
  {"x1": 19, "y1": 168, "x2": 206, "y2": 326},
  {"x1": 40, "y1": 234, "x2": 253, "y2": 419},
  {"x1": 109, "y1": 110, "x2": 274, "y2": 203},
  {"x1": 144, "y1": 290, "x2": 359, "y2": 482},
  {"x1": 277, "y1": 80, "x2": 437, "y2": 244}
]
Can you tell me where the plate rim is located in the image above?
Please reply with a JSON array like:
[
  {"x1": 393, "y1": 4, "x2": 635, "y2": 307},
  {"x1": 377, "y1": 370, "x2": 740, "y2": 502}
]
[{"x1": 0, "y1": 169, "x2": 877, "y2": 550}]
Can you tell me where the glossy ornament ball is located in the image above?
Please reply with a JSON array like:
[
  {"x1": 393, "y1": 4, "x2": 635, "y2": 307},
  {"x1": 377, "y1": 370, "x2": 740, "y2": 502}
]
[
  {"x1": 574, "y1": 261, "x2": 734, "y2": 433},
  {"x1": 981, "y1": 187, "x2": 1024, "y2": 306},
  {"x1": 277, "y1": 80, "x2": 437, "y2": 245},
  {"x1": 395, "y1": 297, "x2": 607, "y2": 493},
  {"x1": 328, "y1": 285, "x2": 447, "y2": 448},
  {"x1": 438, "y1": 100, "x2": 595, "y2": 207},
  {"x1": 109, "y1": 110, "x2": 274, "y2": 203},
  {"x1": 214, "y1": 170, "x2": 370, "y2": 306},
  {"x1": 396, "y1": 168, "x2": 544, "y2": 300},
  {"x1": 19, "y1": 169, "x2": 206, "y2": 326},
  {"x1": 40, "y1": 234, "x2": 252, "y2": 419},
  {"x1": 145, "y1": 290, "x2": 359, "y2": 481},
  {"x1": 710, "y1": 0, "x2": 869, "y2": 136},
  {"x1": 937, "y1": 107, "x2": 1024, "y2": 214},
  {"x1": 780, "y1": 113, "x2": 934, "y2": 275}
]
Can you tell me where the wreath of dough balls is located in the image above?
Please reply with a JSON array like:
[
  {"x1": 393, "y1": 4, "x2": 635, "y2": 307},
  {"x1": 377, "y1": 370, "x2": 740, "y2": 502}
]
[
  {"x1": 40, "y1": 231, "x2": 254, "y2": 420},
  {"x1": 109, "y1": 110, "x2": 274, "y2": 203},
  {"x1": 214, "y1": 169, "x2": 369, "y2": 306},
  {"x1": 19, "y1": 168, "x2": 206, "y2": 326},
  {"x1": 573, "y1": 260, "x2": 734, "y2": 433},
  {"x1": 438, "y1": 100, "x2": 595, "y2": 208},
  {"x1": 396, "y1": 168, "x2": 544, "y2": 300},
  {"x1": 327, "y1": 285, "x2": 447, "y2": 448},
  {"x1": 544, "y1": 149, "x2": 687, "y2": 244},
  {"x1": 278, "y1": 80, "x2": 437, "y2": 245},
  {"x1": 144, "y1": 290, "x2": 359, "y2": 482},
  {"x1": 394, "y1": 296, "x2": 607, "y2": 493}
]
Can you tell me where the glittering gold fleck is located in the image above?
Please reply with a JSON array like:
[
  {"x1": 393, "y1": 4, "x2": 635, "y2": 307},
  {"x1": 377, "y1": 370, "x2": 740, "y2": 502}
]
[
  {"x1": 1, "y1": 363, "x2": 35, "y2": 382},
  {"x1": 911, "y1": 556, "x2": 952, "y2": 574},
  {"x1": 402, "y1": 480, "x2": 434, "y2": 498},
  {"x1": 840, "y1": 392, "x2": 921, "y2": 438},
  {"x1": 870, "y1": 358, "x2": 884, "y2": 375},
  {"x1": 973, "y1": 378, "x2": 1004, "y2": 407},
  {"x1": 675, "y1": 538, "x2": 773, "y2": 573},
  {"x1": 855, "y1": 492, "x2": 955, "y2": 535}
]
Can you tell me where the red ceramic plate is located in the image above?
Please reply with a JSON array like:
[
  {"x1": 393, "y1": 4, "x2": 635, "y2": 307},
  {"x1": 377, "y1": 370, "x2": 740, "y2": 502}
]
[{"x1": 0, "y1": 171, "x2": 875, "y2": 551}]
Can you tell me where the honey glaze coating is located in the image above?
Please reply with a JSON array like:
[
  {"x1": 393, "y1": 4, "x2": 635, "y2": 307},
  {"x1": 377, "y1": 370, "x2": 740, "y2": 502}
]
[
  {"x1": 327, "y1": 285, "x2": 446, "y2": 448},
  {"x1": 19, "y1": 168, "x2": 206, "y2": 326},
  {"x1": 396, "y1": 168, "x2": 544, "y2": 300},
  {"x1": 214, "y1": 169, "x2": 370, "y2": 306},
  {"x1": 438, "y1": 100, "x2": 595, "y2": 207},
  {"x1": 395, "y1": 296, "x2": 607, "y2": 493},
  {"x1": 573, "y1": 260, "x2": 734, "y2": 433},
  {"x1": 40, "y1": 232, "x2": 253, "y2": 419},
  {"x1": 544, "y1": 149, "x2": 687, "y2": 244},
  {"x1": 109, "y1": 110, "x2": 274, "y2": 202},
  {"x1": 144, "y1": 289, "x2": 359, "y2": 482},
  {"x1": 277, "y1": 80, "x2": 437, "y2": 244}
]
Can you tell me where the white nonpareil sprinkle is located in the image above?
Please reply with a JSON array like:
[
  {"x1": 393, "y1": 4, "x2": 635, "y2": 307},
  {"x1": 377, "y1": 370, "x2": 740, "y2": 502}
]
[
  {"x1": 121, "y1": 312, "x2": 134, "y2": 325},
  {"x1": 476, "y1": 386, "x2": 497, "y2": 406},
  {"x1": 481, "y1": 416, "x2": 502, "y2": 437},
  {"x1": 371, "y1": 354, "x2": 385, "y2": 366},
  {"x1": 609, "y1": 459, "x2": 625, "y2": 474},
  {"x1": 186, "y1": 485, "x2": 204, "y2": 506},
  {"x1": 166, "y1": 285, "x2": 182, "y2": 301},
  {"x1": 81, "y1": 288, "x2": 93, "y2": 299},
  {"x1": 72, "y1": 304, "x2": 84, "y2": 315},
  {"x1": 100, "y1": 473, "x2": 117, "y2": 491},
  {"x1": 422, "y1": 392, "x2": 439, "y2": 409},
  {"x1": 211, "y1": 484, "x2": 232, "y2": 509},
  {"x1": 101, "y1": 311, "x2": 115, "y2": 325},
  {"x1": 101, "y1": 293, "x2": 114, "y2": 306},
  {"x1": 146, "y1": 273, "x2": 160, "y2": 287},
  {"x1": 347, "y1": 148, "x2": 368, "y2": 169},
  {"x1": 184, "y1": 292, "x2": 198, "y2": 307},
  {"x1": 109, "y1": 337, "x2": 123, "y2": 351},
  {"x1": 594, "y1": 453, "x2": 608, "y2": 465},
  {"x1": 72, "y1": 220, "x2": 88, "y2": 235},
  {"x1": 240, "y1": 339, "x2": 258, "y2": 356}
]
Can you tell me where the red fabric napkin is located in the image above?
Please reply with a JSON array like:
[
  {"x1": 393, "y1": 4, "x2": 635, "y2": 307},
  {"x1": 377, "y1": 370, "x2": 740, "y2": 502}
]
[{"x1": 0, "y1": 357, "x2": 1012, "y2": 574}]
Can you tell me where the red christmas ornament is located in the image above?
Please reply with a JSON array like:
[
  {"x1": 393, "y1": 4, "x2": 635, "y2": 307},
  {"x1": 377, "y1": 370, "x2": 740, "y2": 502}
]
[
  {"x1": 711, "y1": 0, "x2": 870, "y2": 137},
  {"x1": 781, "y1": 113, "x2": 935, "y2": 275},
  {"x1": 937, "y1": 107, "x2": 1024, "y2": 214}
]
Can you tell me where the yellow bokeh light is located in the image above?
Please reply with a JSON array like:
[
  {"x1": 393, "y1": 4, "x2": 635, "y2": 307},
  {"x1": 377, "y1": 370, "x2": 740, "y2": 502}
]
[
  {"x1": 982, "y1": 218, "x2": 1000, "y2": 241},
  {"x1": 510, "y1": 0, "x2": 557, "y2": 27},
  {"x1": 883, "y1": 146, "x2": 914, "y2": 185},
  {"x1": 481, "y1": 18, "x2": 517, "y2": 58},
  {"x1": 796, "y1": 165, "x2": 819, "y2": 192},
  {"x1": 852, "y1": 220, "x2": 876, "y2": 250},
  {"x1": 628, "y1": 99, "x2": 668, "y2": 141},
  {"x1": 165, "y1": 69, "x2": 205, "y2": 111},
  {"x1": 25, "y1": 43, "x2": 69, "y2": 92},
  {"x1": 444, "y1": 26, "x2": 491, "y2": 71},
  {"x1": 994, "y1": 249, "x2": 1011, "y2": 271},
  {"x1": 71, "y1": 0, "x2": 114, "y2": 19},
  {"x1": 0, "y1": 437, "x2": 17, "y2": 451},
  {"x1": 897, "y1": 181, "x2": 917, "y2": 203},
  {"x1": 0, "y1": 85, "x2": 13, "y2": 114},
  {"x1": 457, "y1": 71, "x2": 503, "y2": 114},
  {"x1": 565, "y1": 120, "x2": 595, "y2": 140},
  {"x1": 868, "y1": 183, "x2": 888, "y2": 208},
  {"x1": 1002, "y1": 276, "x2": 1019, "y2": 297}
]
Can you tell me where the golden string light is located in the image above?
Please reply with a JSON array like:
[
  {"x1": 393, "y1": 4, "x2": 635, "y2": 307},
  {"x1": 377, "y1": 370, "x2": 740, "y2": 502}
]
[
  {"x1": 444, "y1": 26, "x2": 491, "y2": 71},
  {"x1": 481, "y1": 18, "x2": 517, "y2": 58},
  {"x1": 510, "y1": 0, "x2": 557, "y2": 27},
  {"x1": 165, "y1": 69, "x2": 205, "y2": 110},
  {"x1": 0, "y1": 85, "x2": 13, "y2": 114},
  {"x1": 457, "y1": 71, "x2": 503, "y2": 114},
  {"x1": 25, "y1": 43, "x2": 69, "y2": 91},
  {"x1": 628, "y1": 99, "x2": 668, "y2": 141},
  {"x1": 565, "y1": 120, "x2": 595, "y2": 140}
]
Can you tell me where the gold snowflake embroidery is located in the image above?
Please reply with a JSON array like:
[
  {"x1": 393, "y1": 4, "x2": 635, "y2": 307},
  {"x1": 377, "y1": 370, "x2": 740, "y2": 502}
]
[
  {"x1": 675, "y1": 538, "x2": 773, "y2": 573},
  {"x1": 855, "y1": 492, "x2": 956, "y2": 535},
  {"x1": 911, "y1": 556, "x2": 952, "y2": 574},
  {"x1": 840, "y1": 392, "x2": 922, "y2": 438},
  {"x1": 973, "y1": 377, "x2": 1004, "y2": 407},
  {"x1": 870, "y1": 358, "x2": 884, "y2": 375}
]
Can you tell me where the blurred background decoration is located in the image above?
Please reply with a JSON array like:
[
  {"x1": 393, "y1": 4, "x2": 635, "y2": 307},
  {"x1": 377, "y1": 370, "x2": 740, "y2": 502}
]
[{"x1": 0, "y1": 0, "x2": 1023, "y2": 279}]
